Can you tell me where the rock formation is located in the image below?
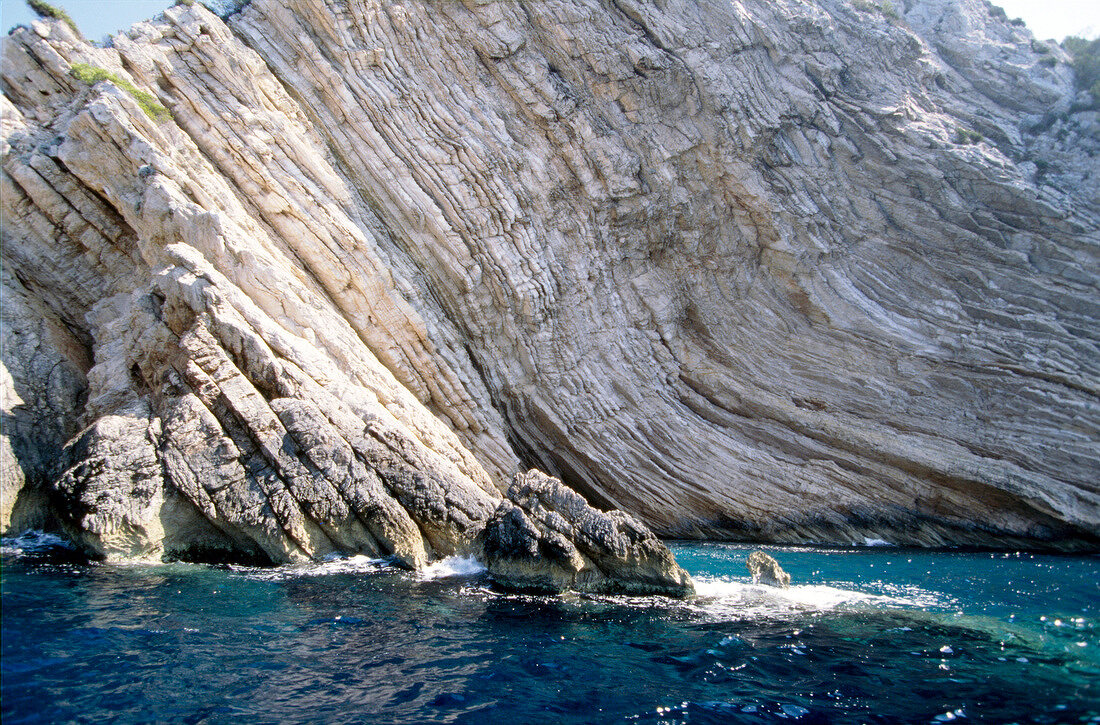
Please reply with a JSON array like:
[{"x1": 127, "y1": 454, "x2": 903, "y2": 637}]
[
  {"x1": 747, "y1": 550, "x2": 791, "y2": 588},
  {"x1": 481, "y1": 469, "x2": 694, "y2": 595},
  {"x1": 1, "y1": 0, "x2": 1097, "y2": 566}
]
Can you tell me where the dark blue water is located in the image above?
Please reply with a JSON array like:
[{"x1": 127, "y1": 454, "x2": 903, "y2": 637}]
[{"x1": 3, "y1": 533, "x2": 1098, "y2": 724}]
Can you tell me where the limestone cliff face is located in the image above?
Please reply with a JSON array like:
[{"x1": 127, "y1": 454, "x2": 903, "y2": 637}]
[{"x1": 1, "y1": 0, "x2": 1097, "y2": 559}]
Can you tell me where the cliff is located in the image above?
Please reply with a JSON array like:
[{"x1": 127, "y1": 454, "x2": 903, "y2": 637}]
[{"x1": 2, "y1": 0, "x2": 1097, "y2": 562}]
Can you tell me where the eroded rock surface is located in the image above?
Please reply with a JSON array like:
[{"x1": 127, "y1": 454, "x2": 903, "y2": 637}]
[
  {"x1": 1, "y1": 0, "x2": 1097, "y2": 563},
  {"x1": 481, "y1": 470, "x2": 694, "y2": 596},
  {"x1": 747, "y1": 551, "x2": 791, "y2": 588}
]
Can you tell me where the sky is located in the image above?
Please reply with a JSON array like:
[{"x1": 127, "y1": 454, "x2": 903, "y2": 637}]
[
  {"x1": 2, "y1": 0, "x2": 179, "y2": 41},
  {"x1": 0, "y1": 0, "x2": 1097, "y2": 44},
  {"x1": 993, "y1": 0, "x2": 1097, "y2": 40}
]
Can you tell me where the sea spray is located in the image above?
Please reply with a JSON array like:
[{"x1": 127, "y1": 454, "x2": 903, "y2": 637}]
[{"x1": 417, "y1": 555, "x2": 487, "y2": 580}]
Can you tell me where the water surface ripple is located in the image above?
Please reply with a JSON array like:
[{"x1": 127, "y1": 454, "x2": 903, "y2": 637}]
[{"x1": 3, "y1": 534, "x2": 1097, "y2": 723}]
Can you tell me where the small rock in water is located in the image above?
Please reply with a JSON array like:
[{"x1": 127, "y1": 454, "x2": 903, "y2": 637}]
[
  {"x1": 747, "y1": 551, "x2": 791, "y2": 588},
  {"x1": 479, "y1": 470, "x2": 694, "y2": 597}
]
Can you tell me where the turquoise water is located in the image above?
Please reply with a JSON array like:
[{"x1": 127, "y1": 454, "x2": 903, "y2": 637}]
[{"x1": 2, "y1": 533, "x2": 1097, "y2": 724}]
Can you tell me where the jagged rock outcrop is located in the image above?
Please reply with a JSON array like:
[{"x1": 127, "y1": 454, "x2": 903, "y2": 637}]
[
  {"x1": 747, "y1": 550, "x2": 791, "y2": 588},
  {"x1": 481, "y1": 469, "x2": 694, "y2": 595},
  {"x1": 1, "y1": 0, "x2": 1097, "y2": 562}
]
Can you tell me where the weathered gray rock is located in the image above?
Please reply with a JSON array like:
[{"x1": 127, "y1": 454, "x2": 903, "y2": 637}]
[
  {"x1": 1, "y1": 268, "x2": 87, "y2": 534},
  {"x1": 0, "y1": 0, "x2": 1097, "y2": 563},
  {"x1": 747, "y1": 551, "x2": 791, "y2": 588},
  {"x1": 481, "y1": 470, "x2": 694, "y2": 596}
]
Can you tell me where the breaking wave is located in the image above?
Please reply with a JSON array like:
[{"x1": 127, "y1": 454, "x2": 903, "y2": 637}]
[{"x1": 417, "y1": 555, "x2": 487, "y2": 580}]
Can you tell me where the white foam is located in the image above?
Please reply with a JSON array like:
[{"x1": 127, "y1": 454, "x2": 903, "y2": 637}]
[
  {"x1": 780, "y1": 583, "x2": 881, "y2": 608},
  {"x1": 861, "y1": 537, "x2": 893, "y2": 547},
  {"x1": 312, "y1": 554, "x2": 391, "y2": 575},
  {"x1": 417, "y1": 555, "x2": 487, "y2": 580},
  {"x1": 107, "y1": 554, "x2": 185, "y2": 567},
  {"x1": 231, "y1": 553, "x2": 391, "y2": 581},
  {"x1": 226, "y1": 553, "x2": 487, "y2": 582},
  {"x1": 871, "y1": 582, "x2": 953, "y2": 609},
  {"x1": 689, "y1": 575, "x2": 929, "y2": 619}
]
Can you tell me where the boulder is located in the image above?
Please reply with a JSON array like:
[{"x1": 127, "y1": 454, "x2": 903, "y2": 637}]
[
  {"x1": 747, "y1": 550, "x2": 791, "y2": 588},
  {"x1": 480, "y1": 470, "x2": 694, "y2": 597}
]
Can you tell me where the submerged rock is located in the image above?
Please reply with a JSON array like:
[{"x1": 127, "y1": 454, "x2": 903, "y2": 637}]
[
  {"x1": 480, "y1": 471, "x2": 694, "y2": 597},
  {"x1": 747, "y1": 551, "x2": 791, "y2": 589}
]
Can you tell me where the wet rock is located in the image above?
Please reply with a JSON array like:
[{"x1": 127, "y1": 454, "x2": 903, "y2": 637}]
[
  {"x1": 748, "y1": 551, "x2": 791, "y2": 588},
  {"x1": 480, "y1": 470, "x2": 695, "y2": 597}
]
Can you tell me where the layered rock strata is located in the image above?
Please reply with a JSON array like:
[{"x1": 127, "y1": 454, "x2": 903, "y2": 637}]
[
  {"x1": 1, "y1": 0, "x2": 1098, "y2": 561},
  {"x1": 481, "y1": 469, "x2": 694, "y2": 595}
]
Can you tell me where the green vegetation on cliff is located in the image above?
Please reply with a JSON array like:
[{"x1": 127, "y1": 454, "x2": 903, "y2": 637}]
[
  {"x1": 69, "y1": 63, "x2": 170, "y2": 121},
  {"x1": 25, "y1": 0, "x2": 82, "y2": 39},
  {"x1": 1063, "y1": 36, "x2": 1100, "y2": 107}
]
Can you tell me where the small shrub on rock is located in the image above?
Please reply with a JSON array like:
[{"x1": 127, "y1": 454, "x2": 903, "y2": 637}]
[
  {"x1": 1063, "y1": 36, "x2": 1100, "y2": 107},
  {"x1": 954, "y1": 127, "x2": 983, "y2": 145},
  {"x1": 26, "y1": 0, "x2": 82, "y2": 38},
  {"x1": 69, "y1": 63, "x2": 170, "y2": 121}
]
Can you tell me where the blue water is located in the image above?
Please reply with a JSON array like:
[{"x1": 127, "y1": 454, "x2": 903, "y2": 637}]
[{"x1": 2, "y1": 534, "x2": 1098, "y2": 724}]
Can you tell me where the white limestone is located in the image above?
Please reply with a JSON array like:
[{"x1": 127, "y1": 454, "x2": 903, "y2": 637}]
[{"x1": 1, "y1": 0, "x2": 1096, "y2": 558}]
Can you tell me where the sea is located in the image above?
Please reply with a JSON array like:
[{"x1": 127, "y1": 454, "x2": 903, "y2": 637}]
[{"x1": 2, "y1": 532, "x2": 1097, "y2": 724}]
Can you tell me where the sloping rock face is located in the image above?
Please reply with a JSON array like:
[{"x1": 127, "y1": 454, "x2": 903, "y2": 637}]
[
  {"x1": 481, "y1": 469, "x2": 694, "y2": 595},
  {"x1": 1, "y1": 0, "x2": 1097, "y2": 557}
]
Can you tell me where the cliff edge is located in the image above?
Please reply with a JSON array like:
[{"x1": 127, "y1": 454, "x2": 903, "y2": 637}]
[{"x1": 2, "y1": 0, "x2": 1097, "y2": 560}]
